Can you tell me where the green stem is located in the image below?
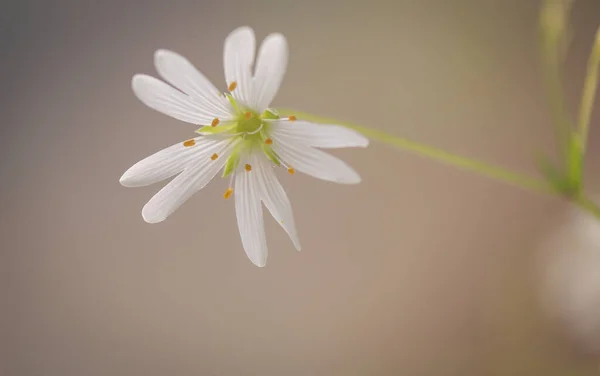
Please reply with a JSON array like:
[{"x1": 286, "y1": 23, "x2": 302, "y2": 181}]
[
  {"x1": 577, "y1": 26, "x2": 600, "y2": 152},
  {"x1": 277, "y1": 109, "x2": 600, "y2": 220},
  {"x1": 539, "y1": 0, "x2": 575, "y2": 162},
  {"x1": 277, "y1": 109, "x2": 553, "y2": 195}
]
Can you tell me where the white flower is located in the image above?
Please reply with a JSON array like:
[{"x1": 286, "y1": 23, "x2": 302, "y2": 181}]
[
  {"x1": 540, "y1": 202, "x2": 600, "y2": 354},
  {"x1": 119, "y1": 27, "x2": 369, "y2": 267}
]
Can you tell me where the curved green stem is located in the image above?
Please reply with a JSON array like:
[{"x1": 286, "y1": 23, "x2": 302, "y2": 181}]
[
  {"x1": 277, "y1": 109, "x2": 553, "y2": 195},
  {"x1": 277, "y1": 109, "x2": 600, "y2": 220},
  {"x1": 539, "y1": 0, "x2": 575, "y2": 162},
  {"x1": 577, "y1": 26, "x2": 600, "y2": 153}
]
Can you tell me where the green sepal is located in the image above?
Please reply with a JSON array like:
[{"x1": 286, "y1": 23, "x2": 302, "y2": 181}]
[
  {"x1": 225, "y1": 93, "x2": 240, "y2": 113},
  {"x1": 262, "y1": 144, "x2": 281, "y2": 166},
  {"x1": 195, "y1": 123, "x2": 237, "y2": 135},
  {"x1": 223, "y1": 143, "x2": 242, "y2": 178},
  {"x1": 261, "y1": 109, "x2": 280, "y2": 120}
]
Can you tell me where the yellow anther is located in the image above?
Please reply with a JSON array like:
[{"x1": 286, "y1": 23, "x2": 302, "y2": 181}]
[
  {"x1": 287, "y1": 167, "x2": 295, "y2": 175},
  {"x1": 211, "y1": 153, "x2": 219, "y2": 160},
  {"x1": 264, "y1": 138, "x2": 273, "y2": 145},
  {"x1": 183, "y1": 139, "x2": 196, "y2": 147},
  {"x1": 244, "y1": 111, "x2": 252, "y2": 119},
  {"x1": 228, "y1": 81, "x2": 237, "y2": 92},
  {"x1": 288, "y1": 115, "x2": 297, "y2": 121},
  {"x1": 211, "y1": 118, "x2": 220, "y2": 127},
  {"x1": 223, "y1": 188, "x2": 233, "y2": 199},
  {"x1": 245, "y1": 164, "x2": 252, "y2": 172}
]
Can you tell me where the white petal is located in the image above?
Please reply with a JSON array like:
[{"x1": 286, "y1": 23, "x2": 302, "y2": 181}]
[
  {"x1": 271, "y1": 120, "x2": 369, "y2": 149},
  {"x1": 120, "y1": 137, "x2": 221, "y2": 187},
  {"x1": 141, "y1": 138, "x2": 235, "y2": 223},
  {"x1": 271, "y1": 136, "x2": 362, "y2": 184},
  {"x1": 132, "y1": 74, "x2": 216, "y2": 125},
  {"x1": 223, "y1": 26, "x2": 256, "y2": 108},
  {"x1": 252, "y1": 33, "x2": 288, "y2": 112},
  {"x1": 154, "y1": 50, "x2": 233, "y2": 120},
  {"x1": 235, "y1": 153, "x2": 268, "y2": 267},
  {"x1": 255, "y1": 154, "x2": 300, "y2": 250}
]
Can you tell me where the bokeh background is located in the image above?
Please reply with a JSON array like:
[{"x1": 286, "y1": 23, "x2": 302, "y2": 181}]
[{"x1": 3, "y1": 0, "x2": 600, "y2": 375}]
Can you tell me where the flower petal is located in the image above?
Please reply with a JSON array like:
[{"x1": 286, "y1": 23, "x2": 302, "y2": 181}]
[
  {"x1": 141, "y1": 138, "x2": 235, "y2": 223},
  {"x1": 271, "y1": 120, "x2": 369, "y2": 149},
  {"x1": 255, "y1": 154, "x2": 300, "y2": 250},
  {"x1": 154, "y1": 50, "x2": 233, "y2": 120},
  {"x1": 271, "y1": 136, "x2": 362, "y2": 184},
  {"x1": 223, "y1": 26, "x2": 256, "y2": 108},
  {"x1": 132, "y1": 74, "x2": 216, "y2": 125},
  {"x1": 235, "y1": 153, "x2": 268, "y2": 267},
  {"x1": 252, "y1": 33, "x2": 288, "y2": 112},
  {"x1": 120, "y1": 137, "x2": 222, "y2": 188}
]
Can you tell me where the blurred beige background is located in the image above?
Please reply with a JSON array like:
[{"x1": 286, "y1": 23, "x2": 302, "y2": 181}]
[{"x1": 2, "y1": 0, "x2": 600, "y2": 375}]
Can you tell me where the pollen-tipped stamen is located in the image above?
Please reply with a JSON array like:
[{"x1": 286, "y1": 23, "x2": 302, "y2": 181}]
[
  {"x1": 183, "y1": 139, "x2": 196, "y2": 147},
  {"x1": 278, "y1": 159, "x2": 296, "y2": 175},
  {"x1": 211, "y1": 153, "x2": 219, "y2": 160},
  {"x1": 228, "y1": 81, "x2": 237, "y2": 92},
  {"x1": 211, "y1": 118, "x2": 220, "y2": 127},
  {"x1": 223, "y1": 187, "x2": 233, "y2": 199}
]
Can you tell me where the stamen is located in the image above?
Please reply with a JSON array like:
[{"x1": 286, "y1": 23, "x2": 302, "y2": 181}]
[
  {"x1": 228, "y1": 81, "x2": 237, "y2": 92},
  {"x1": 183, "y1": 139, "x2": 196, "y2": 147},
  {"x1": 287, "y1": 167, "x2": 295, "y2": 175},
  {"x1": 211, "y1": 118, "x2": 220, "y2": 127},
  {"x1": 288, "y1": 115, "x2": 297, "y2": 121},
  {"x1": 264, "y1": 138, "x2": 273, "y2": 145},
  {"x1": 211, "y1": 153, "x2": 219, "y2": 160},
  {"x1": 244, "y1": 111, "x2": 252, "y2": 119},
  {"x1": 223, "y1": 188, "x2": 233, "y2": 199},
  {"x1": 245, "y1": 164, "x2": 252, "y2": 172}
]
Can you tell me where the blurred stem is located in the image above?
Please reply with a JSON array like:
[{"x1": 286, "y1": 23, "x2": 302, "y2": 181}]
[
  {"x1": 577, "y1": 26, "x2": 600, "y2": 153},
  {"x1": 277, "y1": 109, "x2": 600, "y2": 220},
  {"x1": 538, "y1": 0, "x2": 589, "y2": 196},
  {"x1": 277, "y1": 109, "x2": 553, "y2": 195},
  {"x1": 539, "y1": 0, "x2": 575, "y2": 162}
]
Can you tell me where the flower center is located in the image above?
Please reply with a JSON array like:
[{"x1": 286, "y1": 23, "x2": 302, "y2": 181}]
[{"x1": 236, "y1": 111, "x2": 262, "y2": 135}]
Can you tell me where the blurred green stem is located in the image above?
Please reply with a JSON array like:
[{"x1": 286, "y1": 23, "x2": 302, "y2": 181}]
[
  {"x1": 577, "y1": 27, "x2": 600, "y2": 153},
  {"x1": 540, "y1": 0, "x2": 574, "y2": 161},
  {"x1": 277, "y1": 109, "x2": 600, "y2": 219},
  {"x1": 278, "y1": 109, "x2": 553, "y2": 194}
]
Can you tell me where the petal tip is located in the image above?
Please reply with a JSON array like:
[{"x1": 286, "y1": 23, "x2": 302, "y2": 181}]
[
  {"x1": 131, "y1": 74, "x2": 151, "y2": 93},
  {"x1": 154, "y1": 49, "x2": 180, "y2": 69},
  {"x1": 229, "y1": 26, "x2": 254, "y2": 38},
  {"x1": 141, "y1": 206, "x2": 167, "y2": 224},
  {"x1": 251, "y1": 258, "x2": 267, "y2": 267},
  {"x1": 119, "y1": 173, "x2": 132, "y2": 187},
  {"x1": 340, "y1": 175, "x2": 362, "y2": 184},
  {"x1": 265, "y1": 32, "x2": 287, "y2": 44}
]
